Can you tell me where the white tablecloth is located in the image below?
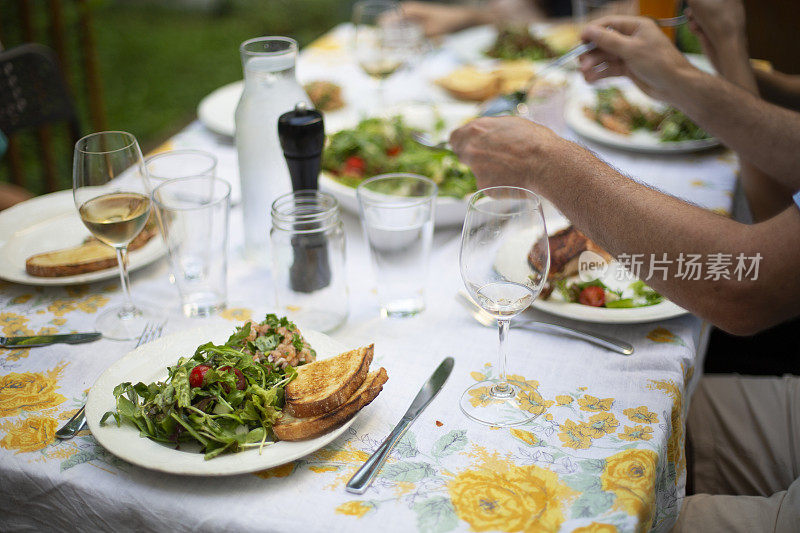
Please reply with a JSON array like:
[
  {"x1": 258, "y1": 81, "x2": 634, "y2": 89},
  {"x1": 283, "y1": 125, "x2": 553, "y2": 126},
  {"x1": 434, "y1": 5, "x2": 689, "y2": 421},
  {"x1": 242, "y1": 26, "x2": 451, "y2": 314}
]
[{"x1": 0, "y1": 24, "x2": 739, "y2": 533}]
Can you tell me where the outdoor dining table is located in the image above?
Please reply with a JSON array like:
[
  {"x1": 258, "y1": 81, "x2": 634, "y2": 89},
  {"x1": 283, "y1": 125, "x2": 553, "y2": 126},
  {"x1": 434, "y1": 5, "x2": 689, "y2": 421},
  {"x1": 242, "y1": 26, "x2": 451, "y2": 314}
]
[{"x1": 0, "y1": 24, "x2": 740, "y2": 533}]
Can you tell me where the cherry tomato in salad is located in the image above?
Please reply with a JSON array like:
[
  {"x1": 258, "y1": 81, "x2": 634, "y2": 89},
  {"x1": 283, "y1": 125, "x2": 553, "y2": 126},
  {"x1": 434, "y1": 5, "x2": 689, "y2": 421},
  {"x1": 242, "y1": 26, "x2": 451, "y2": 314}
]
[
  {"x1": 219, "y1": 366, "x2": 247, "y2": 391},
  {"x1": 189, "y1": 364, "x2": 211, "y2": 388},
  {"x1": 578, "y1": 285, "x2": 605, "y2": 307},
  {"x1": 386, "y1": 145, "x2": 402, "y2": 156},
  {"x1": 342, "y1": 155, "x2": 366, "y2": 176}
]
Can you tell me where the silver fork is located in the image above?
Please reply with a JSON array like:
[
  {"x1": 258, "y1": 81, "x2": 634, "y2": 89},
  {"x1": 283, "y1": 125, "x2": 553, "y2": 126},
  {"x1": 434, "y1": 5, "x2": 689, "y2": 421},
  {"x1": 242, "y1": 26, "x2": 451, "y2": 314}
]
[
  {"x1": 55, "y1": 320, "x2": 166, "y2": 440},
  {"x1": 411, "y1": 131, "x2": 451, "y2": 151},
  {"x1": 456, "y1": 291, "x2": 634, "y2": 355}
]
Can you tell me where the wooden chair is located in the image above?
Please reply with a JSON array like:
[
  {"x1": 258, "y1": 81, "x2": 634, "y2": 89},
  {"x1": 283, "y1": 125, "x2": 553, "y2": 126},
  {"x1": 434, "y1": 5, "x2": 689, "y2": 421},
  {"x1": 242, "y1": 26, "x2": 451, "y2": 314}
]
[{"x1": 0, "y1": 0, "x2": 106, "y2": 194}]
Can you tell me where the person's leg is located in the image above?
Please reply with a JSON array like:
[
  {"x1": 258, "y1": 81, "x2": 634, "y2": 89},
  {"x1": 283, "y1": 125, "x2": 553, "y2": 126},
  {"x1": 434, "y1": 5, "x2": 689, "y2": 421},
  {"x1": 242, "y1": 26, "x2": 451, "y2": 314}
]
[
  {"x1": 687, "y1": 374, "x2": 800, "y2": 496},
  {"x1": 673, "y1": 477, "x2": 800, "y2": 533}
]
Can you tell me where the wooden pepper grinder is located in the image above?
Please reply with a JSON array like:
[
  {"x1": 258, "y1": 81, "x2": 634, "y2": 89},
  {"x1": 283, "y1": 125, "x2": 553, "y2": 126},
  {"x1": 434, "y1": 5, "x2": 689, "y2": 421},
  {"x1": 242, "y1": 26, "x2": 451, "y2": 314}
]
[{"x1": 278, "y1": 103, "x2": 331, "y2": 292}]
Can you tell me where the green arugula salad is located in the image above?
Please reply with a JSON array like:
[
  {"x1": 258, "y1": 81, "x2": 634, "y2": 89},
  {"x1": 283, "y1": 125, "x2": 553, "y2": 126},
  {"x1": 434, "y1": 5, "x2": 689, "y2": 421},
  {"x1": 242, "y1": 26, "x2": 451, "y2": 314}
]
[
  {"x1": 322, "y1": 116, "x2": 477, "y2": 198},
  {"x1": 101, "y1": 315, "x2": 313, "y2": 460},
  {"x1": 554, "y1": 279, "x2": 664, "y2": 309},
  {"x1": 585, "y1": 87, "x2": 710, "y2": 143}
]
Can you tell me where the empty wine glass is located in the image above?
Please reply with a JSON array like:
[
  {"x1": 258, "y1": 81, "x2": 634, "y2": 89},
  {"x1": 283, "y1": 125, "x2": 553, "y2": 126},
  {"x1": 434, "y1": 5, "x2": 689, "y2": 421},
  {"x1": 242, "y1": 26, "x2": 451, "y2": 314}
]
[
  {"x1": 352, "y1": 0, "x2": 406, "y2": 109},
  {"x1": 459, "y1": 186, "x2": 550, "y2": 426},
  {"x1": 73, "y1": 131, "x2": 160, "y2": 340}
]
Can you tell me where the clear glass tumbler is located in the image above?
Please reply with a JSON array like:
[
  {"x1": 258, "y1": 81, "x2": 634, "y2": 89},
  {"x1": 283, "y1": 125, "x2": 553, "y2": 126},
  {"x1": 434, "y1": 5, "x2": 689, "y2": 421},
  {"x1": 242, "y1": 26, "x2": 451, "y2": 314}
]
[
  {"x1": 152, "y1": 176, "x2": 231, "y2": 317},
  {"x1": 145, "y1": 149, "x2": 217, "y2": 186},
  {"x1": 357, "y1": 173, "x2": 436, "y2": 317},
  {"x1": 271, "y1": 191, "x2": 348, "y2": 333}
]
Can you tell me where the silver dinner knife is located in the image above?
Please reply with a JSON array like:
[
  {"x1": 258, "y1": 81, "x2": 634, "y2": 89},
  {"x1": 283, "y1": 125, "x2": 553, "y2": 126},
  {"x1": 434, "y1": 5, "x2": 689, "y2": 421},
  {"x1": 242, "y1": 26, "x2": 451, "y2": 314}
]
[
  {"x1": 346, "y1": 357, "x2": 455, "y2": 494},
  {"x1": 0, "y1": 332, "x2": 102, "y2": 348}
]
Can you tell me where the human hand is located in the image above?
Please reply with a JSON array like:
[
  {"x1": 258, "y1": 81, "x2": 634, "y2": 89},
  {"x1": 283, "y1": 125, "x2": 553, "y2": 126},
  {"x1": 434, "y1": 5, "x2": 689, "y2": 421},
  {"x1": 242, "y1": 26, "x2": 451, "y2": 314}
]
[
  {"x1": 401, "y1": 2, "x2": 485, "y2": 38},
  {"x1": 578, "y1": 16, "x2": 696, "y2": 103},
  {"x1": 449, "y1": 116, "x2": 574, "y2": 194},
  {"x1": 685, "y1": 0, "x2": 751, "y2": 86}
]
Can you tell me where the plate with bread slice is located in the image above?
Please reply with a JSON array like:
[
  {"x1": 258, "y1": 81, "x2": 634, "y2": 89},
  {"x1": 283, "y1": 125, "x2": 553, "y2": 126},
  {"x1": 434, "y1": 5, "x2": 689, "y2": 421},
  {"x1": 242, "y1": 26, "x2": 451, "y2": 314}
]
[
  {"x1": 0, "y1": 190, "x2": 166, "y2": 286},
  {"x1": 86, "y1": 318, "x2": 387, "y2": 476}
]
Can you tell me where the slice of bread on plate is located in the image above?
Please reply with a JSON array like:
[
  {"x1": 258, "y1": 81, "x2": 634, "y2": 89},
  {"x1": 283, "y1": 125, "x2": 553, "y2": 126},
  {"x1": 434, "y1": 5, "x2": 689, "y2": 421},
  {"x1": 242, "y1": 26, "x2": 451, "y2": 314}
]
[
  {"x1": 25, "y1": 219, "x2": 158, "y2": 277},
  {"x1": 435, "y1": 66, "x2": 501, "y2": 102},
  {"x1": 284, "y1": 344, "x2": 374, "y2": 418},
  {"x1": 274, "y1": 367, "x2": 388, "y2": 441}
]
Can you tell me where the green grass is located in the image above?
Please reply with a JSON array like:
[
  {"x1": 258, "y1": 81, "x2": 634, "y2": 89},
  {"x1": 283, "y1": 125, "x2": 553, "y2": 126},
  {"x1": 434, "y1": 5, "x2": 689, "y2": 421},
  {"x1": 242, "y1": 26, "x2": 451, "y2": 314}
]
[{"x1": 1, "y1": 0, "x2": 350, "y2": 194}]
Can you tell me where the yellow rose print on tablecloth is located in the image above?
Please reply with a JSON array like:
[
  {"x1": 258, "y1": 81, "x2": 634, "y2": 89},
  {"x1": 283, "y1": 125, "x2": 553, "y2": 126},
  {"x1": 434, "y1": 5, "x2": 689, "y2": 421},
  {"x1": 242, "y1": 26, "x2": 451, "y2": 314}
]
[
  {"x1": 448, "y1": 463, "x2": 577, "y2": 533},
  {"x1": 648, "y1": 379, "x2": 685, "y2": 482},
  {"x1": 335, "y1": 501, "x2": 375, "y2": 518},
  {"x1": 10, "y1": 294, "x2": 33, "y2": 305},
  {"x1": 578, "y1": 395, "x2": 614, "y2": 412},
  {"x1": 582, "y1": 412, "x2": 619, "y2": 439},
  {"x1": 619, "y1": 425, "x2": 654, "y2": 442},
  {"x1": 0, "y1": 416, "x2": 58, "y2": 453},
  {"x1": 253, "y1": 462, "x2": 296, "y2": 478},
  {"x1": 47, "y1": 294, "x2": 109, "y2": 317},
  {"x1": 0, "y1": 312, "x2": 33, "y2": 336},
  {"x1": 555, "y1": 395, "x2": 573, "y2": 406},
  {"x1": 0, "y1": 363, "x2": 67, "y2": 416},
  {"x1": 646, "y1": 327, "x2": 685, "y2": 346},
  {"x1": 517, "y1": 389, "x2": 554, "y2": 417},
  {"x1": 220, "y1": 307, "x2": 253, "y2": 322},
  {"x1": 558, "y1": 419, "x2": 592, "y2": 450},
  {"x1": 601, "y1": 448, "x2": 658, "y2": 530},
  {"x1": 469, "y1": 386, "x2": 504, "y2": 408},
  {"x1": 470, "y1": 371, "x2": 486, "y2": 381},
  {"x1": 507, "y1": 374, "x2": 539, "y2": 390},
  {"x1": 510, "y1": 428, "x2": 539, "y2": 446},
  {"x1": 623, "y1": 406, "x2": 658, "y2": 424}
]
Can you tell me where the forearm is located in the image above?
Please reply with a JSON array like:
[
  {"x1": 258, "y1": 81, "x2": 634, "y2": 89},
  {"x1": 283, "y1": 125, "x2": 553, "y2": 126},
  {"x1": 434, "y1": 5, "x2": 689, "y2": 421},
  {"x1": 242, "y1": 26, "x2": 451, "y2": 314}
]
[
  {"x1": 755, "y1": 69, "x2": 800, "y2": 112},
  {"x1": 668, "y1": 68, "x2": 800, "y2": 188},
  {"x1": 738, "y1": 162, "x2": 794, "y2": 221},
  {"x1": 536, "y1": 144, "x2": 800, "y2": 333}
]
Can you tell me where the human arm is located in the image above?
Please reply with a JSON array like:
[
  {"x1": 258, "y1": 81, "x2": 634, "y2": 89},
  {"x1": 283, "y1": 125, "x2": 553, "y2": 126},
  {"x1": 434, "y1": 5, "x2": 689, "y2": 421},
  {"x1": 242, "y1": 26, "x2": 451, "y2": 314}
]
[
  {"x1": 401, "y1": 0, "x2": 543, "y2": 38},
  {"x1": 577, "y1": 16, "x2": 800, "y2": 195},
  {"x1": 450, "y1": 117, "x2": 800, "y2": 335},
  {"x1": 755, "y1": 70, "x2": 800, "y2": 112}
]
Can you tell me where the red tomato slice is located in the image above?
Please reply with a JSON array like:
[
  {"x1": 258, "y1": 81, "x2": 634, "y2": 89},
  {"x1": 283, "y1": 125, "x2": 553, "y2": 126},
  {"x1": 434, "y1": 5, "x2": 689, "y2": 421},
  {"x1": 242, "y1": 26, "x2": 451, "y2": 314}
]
[
  {"x1": 386, "y1": 145, "x2": 402, "y2": 156},
  {"x1": 578, "y1": 285, "x2": 606, "y2": 307},
  {"x1": 189, "y1": 364, "x2": 211, "y2": 388},
  {"x1": 219, "y1": 366, "x2": 247, "y2": 391}
]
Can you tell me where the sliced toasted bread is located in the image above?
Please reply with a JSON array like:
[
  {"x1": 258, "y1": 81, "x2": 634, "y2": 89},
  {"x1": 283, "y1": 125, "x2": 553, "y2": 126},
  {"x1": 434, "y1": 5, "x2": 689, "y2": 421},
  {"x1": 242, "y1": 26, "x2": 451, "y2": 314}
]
[
  {"x1": 435, "y1": 66, "x2": 501, "y2": 102},
  {"x1": 274, "y1": 367, "x2": 388, "y2": 441},
  {"x1": 25, "y1": 220, "x2": 157, "y2": 277},
  {"x1": 284, "y1": 344, "x2": 374, "y2": 418}
]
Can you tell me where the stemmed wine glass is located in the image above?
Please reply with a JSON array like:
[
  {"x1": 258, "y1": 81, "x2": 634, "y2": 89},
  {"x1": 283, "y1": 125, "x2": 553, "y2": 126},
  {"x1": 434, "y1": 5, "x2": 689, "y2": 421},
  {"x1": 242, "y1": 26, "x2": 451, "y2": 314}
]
[
  {"x1": 73, "y1": 131, "x2": 160, "y2": 340},
  {"x1": 352, "y1": 0, "x2": 410, "y2": 110},
  {"x1": 459, "y1": 186, "x2": 550, "y2": 426}
]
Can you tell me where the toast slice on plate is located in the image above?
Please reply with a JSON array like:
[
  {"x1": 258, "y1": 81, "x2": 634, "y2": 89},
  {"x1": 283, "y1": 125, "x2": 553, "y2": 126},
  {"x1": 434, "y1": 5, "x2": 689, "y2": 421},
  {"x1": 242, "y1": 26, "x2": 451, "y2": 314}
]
[
  {"x1": 284, "y1": 344, "x2": 374, "y2": 418},
  {"x1": 274, "y1": 367, "x2": 388, "y2": 441},
  {"x1": 25, "y1": 219, "x2": 158, "y2": 277}
]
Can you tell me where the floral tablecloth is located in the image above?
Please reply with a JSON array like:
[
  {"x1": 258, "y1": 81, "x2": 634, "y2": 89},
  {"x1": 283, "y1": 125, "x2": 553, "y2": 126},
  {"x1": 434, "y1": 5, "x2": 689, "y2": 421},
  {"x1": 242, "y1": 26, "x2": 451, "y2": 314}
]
[{"x1": 0, "y1": 24, "x2": 739, "y2": 533}]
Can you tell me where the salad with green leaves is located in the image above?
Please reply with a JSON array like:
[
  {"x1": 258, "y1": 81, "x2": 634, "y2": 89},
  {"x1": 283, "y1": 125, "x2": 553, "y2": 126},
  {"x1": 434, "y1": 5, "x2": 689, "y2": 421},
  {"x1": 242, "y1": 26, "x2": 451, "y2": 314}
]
[
  {"x1": 554, "y1": 279, "x2": 664, "y2": 309},
  {"x1": 322, "y1": 116, "x2": 477, "y2": 198},
  {"x1": 101, "y1": 315, "x2": 313, "y2": 460}
]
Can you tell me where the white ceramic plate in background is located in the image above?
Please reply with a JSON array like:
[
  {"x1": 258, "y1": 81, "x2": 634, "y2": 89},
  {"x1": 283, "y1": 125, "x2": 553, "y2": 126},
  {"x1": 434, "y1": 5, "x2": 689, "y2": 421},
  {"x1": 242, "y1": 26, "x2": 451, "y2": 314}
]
[
  {"x1": 86, "y1": 324, "x2": 358, "y2": 476},
  {"x1": 0, "y1": 190, "x2": 165, "y2": 286}
]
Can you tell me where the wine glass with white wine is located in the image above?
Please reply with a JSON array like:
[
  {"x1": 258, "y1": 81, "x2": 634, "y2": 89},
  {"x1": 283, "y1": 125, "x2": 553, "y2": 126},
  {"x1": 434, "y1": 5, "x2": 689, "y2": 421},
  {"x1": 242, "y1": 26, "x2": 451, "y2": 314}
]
[
  {"x1": 459, "y1": 186, "x2": 550, "y2": 426},
  {"x1": 73, "y1": 131, "x2": 160, "y2": 340},
  {"x1": 352, "y1": 0, "x2": 406, "y2": 110}
]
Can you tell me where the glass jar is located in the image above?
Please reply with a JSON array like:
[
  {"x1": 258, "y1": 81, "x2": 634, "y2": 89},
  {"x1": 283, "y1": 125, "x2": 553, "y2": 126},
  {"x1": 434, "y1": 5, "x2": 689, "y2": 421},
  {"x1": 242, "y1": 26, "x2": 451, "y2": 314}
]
[
  {"x1": 235, "y1": 36, "x2": 310, "y2": 263},
  {"x1": 270, "y1": 191, "x2": 348, "y2": 333}
]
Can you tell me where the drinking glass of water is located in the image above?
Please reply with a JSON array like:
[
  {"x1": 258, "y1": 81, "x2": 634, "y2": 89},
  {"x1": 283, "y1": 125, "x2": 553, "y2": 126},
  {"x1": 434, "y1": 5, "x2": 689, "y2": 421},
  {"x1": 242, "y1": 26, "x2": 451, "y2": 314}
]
[
  {"x1": 357, "y1": 173, "x2": 436, "y2": 318},
  {"x1": 152, "y1": 176, "x2": 231, "y2": 318},
  {"x1": 459, "y1": 186, "x2": 550, "y2": 426}
]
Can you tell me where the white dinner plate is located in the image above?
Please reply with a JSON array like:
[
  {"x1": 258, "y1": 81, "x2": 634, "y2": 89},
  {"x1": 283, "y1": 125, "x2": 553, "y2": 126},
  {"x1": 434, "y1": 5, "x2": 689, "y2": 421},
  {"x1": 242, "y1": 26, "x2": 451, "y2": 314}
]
[
  {"x1": 86, "y1": 323, "x2": 358, "y2": 476},
  {"x1": 0, "y1": 190, "x2": 166, "y2": 286},
  {"x1": 320, "y1": 102, "x2": 480, "y2": 228},
  {"x1": 494, "y1": 219, "x2": 688, "y2": 324}
]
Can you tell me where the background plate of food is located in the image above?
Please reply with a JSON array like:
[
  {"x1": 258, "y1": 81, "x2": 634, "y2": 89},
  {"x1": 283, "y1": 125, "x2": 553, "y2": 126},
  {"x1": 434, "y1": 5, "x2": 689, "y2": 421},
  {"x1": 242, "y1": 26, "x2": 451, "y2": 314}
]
[
  {"x1": 87, "y1": 319, "x2": 386, "y2": 476},
  {"x1": 495, "y1": 220, "x2": 688, "y2": 324},
  {"x1": 0, "y1": 190, "x2": 165, "y2": 286},
  {"x1": 319, "y1": 102, "x2": 480, "y2": 227},
  {"x1": 197, "y1": 78, "x2": 349, "y2": 138},
  {"x1": 565, "y1": 82, "x2": 720, "y2": 154}
]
